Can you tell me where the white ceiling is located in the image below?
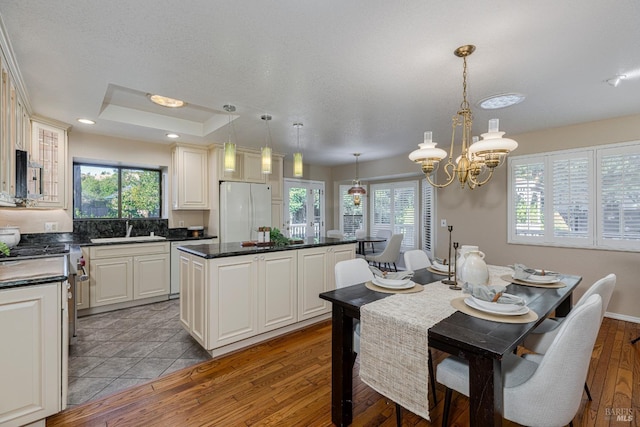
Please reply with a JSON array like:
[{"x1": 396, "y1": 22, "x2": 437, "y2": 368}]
[{"x1": 0, "y1": 0, "x2": 639, "y2": 166}]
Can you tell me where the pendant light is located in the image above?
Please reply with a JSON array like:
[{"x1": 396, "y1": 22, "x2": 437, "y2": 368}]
[
  {"x1": 223, "y1": 104, "x2": 237, "y2": 172},
  {"x1": 261, "y1": 114, "x2": 273, "y2": 175},
  {"x1": 348, "y1": 153, "x2": 366, "y2": 206},
  {"x1": 293, "y1": 122, "x2": 303, "y2": 177}
]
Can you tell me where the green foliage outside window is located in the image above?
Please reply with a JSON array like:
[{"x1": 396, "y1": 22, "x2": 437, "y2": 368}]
[{"x1": 73, "y1": 164, "x2": 161, "y2": 219}]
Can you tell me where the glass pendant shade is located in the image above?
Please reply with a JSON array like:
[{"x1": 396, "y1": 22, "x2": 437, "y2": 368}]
[
  {"x1": 224, "y1": 142, "x2": 236, "y2": 172},
  {"x1": 408, "y1": 132, "x2": 448, "y2": 163},
  {"x1": 261, "y1": 146, "x2": 272, "y2": 174},
  {"x1": 293, "y1": 152, "x2": 303, "y2": 177},
  {"x1": 261, "y1": 114, "x2": 273, "y2": 175},
  {"x1": 469, "y1": 119, "x2": 519, "y2": 157}
]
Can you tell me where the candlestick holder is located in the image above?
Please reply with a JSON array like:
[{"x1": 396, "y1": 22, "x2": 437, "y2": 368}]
[
  {"x1": 449, "y1": 242, "x2": 461, "y2": 290},
  {"x1": 442, "y1": 225, "x2": 456, "y2": 286}
]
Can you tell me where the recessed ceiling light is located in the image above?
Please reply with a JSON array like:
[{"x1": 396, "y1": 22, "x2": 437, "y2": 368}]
[
  {"x1": 77, "y1": 118, "x2": 95, "y2": 125},
  {"x1": 148, "y1": 94, "x2": 186, "y2": 108},
  {"x1": 166, "y1": 133, "x2": 180, "y2": 139},
  {"x1": 477, "y1": 93, "x2": 525, "y2": 110}
]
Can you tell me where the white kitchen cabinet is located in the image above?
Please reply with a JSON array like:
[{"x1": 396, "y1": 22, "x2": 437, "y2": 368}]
[
  {"x1": 258, "y1": 251, "x2": 297, "y2": 333},
  {"x1": 0, "y1": 283, "x2": 62, "y2": 426},
  {"x1": 179, "y1": 252, "x2": 208, "y2": 347},
  {"x1": 90, "y1": 256, "x2": 134, "y2": 306},
  {"x1": 271, "y1": 201, "x2": 284, "y2": 231},
  {"x1": 134, "y1": 253, "x2": 170, "y2": 299},
  {"x1": 89, "y1": 242, "x2": 170, "y2": 308},
  {"x1": 242, "y1": 151, "x2": 266, "y2": 183},
  {"x1": 297, "y1": 244, "x2": 355, "y2": 321},
  {"x1": 267, "y1": 155, "x2": 284, "y2": 201},
  {"x1": 209, "y1": 254, "x2": 259, "y2": 347},
  {"x1": 172, "y1": 144, "x2": 209, "y2": 210},
  {"x1": 30, "y1": 118, "x2": 69, "y2": 208}
]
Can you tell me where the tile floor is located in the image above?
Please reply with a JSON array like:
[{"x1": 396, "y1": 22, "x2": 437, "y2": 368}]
[{"x1": 68, "y1": 299, "x2": 211, "y2": 407}]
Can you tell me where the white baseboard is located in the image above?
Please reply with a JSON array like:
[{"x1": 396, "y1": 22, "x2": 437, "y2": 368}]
[{"x1": 604, "y1": 311, "x2": 640, "y2": 324}]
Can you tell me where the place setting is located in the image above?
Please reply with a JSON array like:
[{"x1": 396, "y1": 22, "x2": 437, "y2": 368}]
[
  {"x1": 450, "y1": 282, "x2": 539, "y2": 323},
  {"x1": 366, "y1": 266, "x2": 423, "y2": 293},
  {"x1": 427, "y1": 258, "x2": 451, "y2": 276},
  {"x1": 501, "y1": 263, "x2": 566, "y2": 288}
]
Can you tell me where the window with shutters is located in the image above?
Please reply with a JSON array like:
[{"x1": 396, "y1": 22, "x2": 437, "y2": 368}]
[
  {"x1": 370, "y1": 181, "x2": 418, "y2": 251},
  {"x1": 508, "y1": 140, "x2": 640, "y2": 251},
  {"x1": 421, "y1": 180, "x2": 435, "y2": 255},
  {"x1": 339, "y1": 184, "x2": 367, "y2": 237}
]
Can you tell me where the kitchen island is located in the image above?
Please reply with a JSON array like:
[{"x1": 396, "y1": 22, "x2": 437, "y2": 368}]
[{"x1": 177, "y1": 238, "x2": 356, "y2": 356}]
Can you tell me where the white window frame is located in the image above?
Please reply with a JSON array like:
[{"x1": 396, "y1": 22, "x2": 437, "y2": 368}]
[
  {"x1": 338, "y1": 184, "x2": 367, "y2": 237},
  {"x1": 370, "y1": 180, "x2": 419, "y2": 251},
  {"x1": 421, "y1": 179, "x2": 435, "y2": 255},
  {"x1": 508, "y1": 140, "x2": 640, "y2": 251}
]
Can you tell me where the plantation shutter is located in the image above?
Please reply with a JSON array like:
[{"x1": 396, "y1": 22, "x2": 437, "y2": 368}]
[
  {"x1": 421, "y1": 180, "x2": 434, "y2": 254},
  {"x1": 551, "y1": 154, "x2": 592, "y2": 241}
]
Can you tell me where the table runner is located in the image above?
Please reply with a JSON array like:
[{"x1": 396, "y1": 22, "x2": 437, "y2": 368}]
[{"x1": 359, "y1": 265, "x2": 513, "y2": 420}]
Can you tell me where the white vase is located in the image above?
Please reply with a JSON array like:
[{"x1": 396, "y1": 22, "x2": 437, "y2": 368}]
[
  {"x1": 456, "y1": 245, "x2": 483, "y2": 280},
  {"x1": 459, "y1": 250, "x2": 489, "y2": 285}
]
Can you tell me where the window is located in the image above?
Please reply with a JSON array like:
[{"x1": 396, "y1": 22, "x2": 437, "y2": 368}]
[
  {"x1": 421, "y1": 179, "x2": 435, "y2": 255},
  {"x1": 370, "y1": 181, "x2": 418, "y2": 251},
  {"x1": 508, "y1": 141, "x2": 640, "y2": 251},
  {"x1": 339, "y1": 184, "x2": 367, "y2": 237},
  {"x1": 73, "y1": 163, "x2": 162, "y2": 219}
]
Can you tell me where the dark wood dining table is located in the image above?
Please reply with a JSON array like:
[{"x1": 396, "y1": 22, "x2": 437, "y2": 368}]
[
  {"x1": 355, "y1": 236, "x2": 387, "y2": 255},
  {"x1": 319, "y1": 268, "x2": 582, "y2": 426}
]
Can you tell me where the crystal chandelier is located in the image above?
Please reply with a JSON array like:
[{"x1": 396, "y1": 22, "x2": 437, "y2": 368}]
[
  {"x1": 348, "y1": 153, "x2": 366, "y2": 206},
  {"x1": 408, "y1": 45, "x2": 518, "y2": 189}
]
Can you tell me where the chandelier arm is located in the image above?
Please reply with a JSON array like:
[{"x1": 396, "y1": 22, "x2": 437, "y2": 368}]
[{"x1": 467, "y1": 168, "x2": 494, "y2": 187}]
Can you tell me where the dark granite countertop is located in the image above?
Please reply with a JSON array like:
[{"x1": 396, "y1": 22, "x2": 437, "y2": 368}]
[
  {"x1": 178, "y1": 237, "x2": 357, "y2": 259},
  {"x1": 0, "y1": 254, "x2": 68, "y2": 290}
]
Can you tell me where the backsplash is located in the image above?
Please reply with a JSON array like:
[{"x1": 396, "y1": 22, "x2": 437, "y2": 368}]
[{"x1": 73, "y1": 219, "x2": 169, "y2": 239}]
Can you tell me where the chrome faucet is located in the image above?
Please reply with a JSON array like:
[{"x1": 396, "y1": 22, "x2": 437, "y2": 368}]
[{"x1": 125, "y1": 215, "x2": 133, "y2": 238}]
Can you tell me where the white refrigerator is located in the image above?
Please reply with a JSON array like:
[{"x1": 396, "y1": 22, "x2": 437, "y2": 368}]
[{"x1": 220, "y1": 182, "x2": 272, "y2": 243}]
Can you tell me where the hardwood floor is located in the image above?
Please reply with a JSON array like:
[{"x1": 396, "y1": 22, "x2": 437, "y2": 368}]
[{"x1": 48, "y1": 317, "x2": 640, "y2": 426}]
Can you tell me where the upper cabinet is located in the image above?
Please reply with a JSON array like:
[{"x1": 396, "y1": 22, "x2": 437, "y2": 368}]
[
  {"x1": 172, "y1": 144, "x2": 209, "y2": 210},
  {"x1": 214, "y1": 145, "x2": 283, "y2": 189},
  {"x1": 29, "y1": 118, "x2": 68, "y2": 208}
]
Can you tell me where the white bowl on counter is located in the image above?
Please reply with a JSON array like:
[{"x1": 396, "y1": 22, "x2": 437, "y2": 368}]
[{"x1": 0, "y1": 226, "x2": 20, "y2": 248}]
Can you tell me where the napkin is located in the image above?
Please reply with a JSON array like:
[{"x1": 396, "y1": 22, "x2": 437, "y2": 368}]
[
  {"x1": 369, "y1": 266, "x2": 414, "y2": 280},
  {"x1": 462, "y1": 282, "x2": 525, "y2": 306},
  {"x1": 512, "y1": 263, "x2": 535, "y2": 280}
]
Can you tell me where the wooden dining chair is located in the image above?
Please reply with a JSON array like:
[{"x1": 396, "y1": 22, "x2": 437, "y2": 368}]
[{"x1": 437, "y1": 294, "x2": 602, "y2": 427}]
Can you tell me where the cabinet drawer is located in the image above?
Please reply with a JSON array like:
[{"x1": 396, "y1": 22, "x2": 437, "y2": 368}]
[{"x1": 90, "y1": 242, "x2": 169, "y2": 259}]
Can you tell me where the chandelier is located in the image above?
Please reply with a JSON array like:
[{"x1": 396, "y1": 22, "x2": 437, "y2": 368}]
[
  {"x1": 348, "y1": 153, "x2": 366, "y2": 206},
  {"x1": 409, "y1": 45, "x2": 518, "y2": 189}
]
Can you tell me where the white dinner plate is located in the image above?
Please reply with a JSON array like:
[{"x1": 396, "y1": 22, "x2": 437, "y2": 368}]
[
  {"x1": 431, "y1": 262, "x2": 449, "y2": 272},
  {"x1": 464, "y1": 297, "x2": 529, "y2": 316},
  {"x1": 514, "y1": 274, "x2": 560, "y2": 284},
  {"x1": 471, "y1": 296, "x2": 525, "y2": 313},
  {"x1": 372, "y1": 278, "x2": 416, "y2": 290}
]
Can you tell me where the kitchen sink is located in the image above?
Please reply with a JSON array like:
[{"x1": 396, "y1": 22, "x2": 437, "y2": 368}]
[{"x1": 90, "y1": 236, "x2": 167, "y2": 244}]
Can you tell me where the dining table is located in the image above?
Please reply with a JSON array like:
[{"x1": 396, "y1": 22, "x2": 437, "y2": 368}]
[
  {"x1": 319, "y1": 267, "x2": 581, "y2": 426},
  {"x1": 355, "y1": 236, "x2": 387, "y2": 255}
]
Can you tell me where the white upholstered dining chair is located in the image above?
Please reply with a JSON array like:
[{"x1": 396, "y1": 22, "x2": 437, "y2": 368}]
[
  {"x1": 334, "y1": 258, "x2": 374, "y2": 355},
  {"x1": 326, "y1": 229, "x2": 344, "y2": 239},
  {"x1": 522, "y1": 273, "x2": 616, "y2": 401},
  {"x1": 403, "y1": 249, "x2": 431, "y2": 271},
  {"x1": 437, "y1": 294, "x2": 602, "y2": 427},
  {"x1": 365, "y1": 234, "x2": 403, "y2": 271}
]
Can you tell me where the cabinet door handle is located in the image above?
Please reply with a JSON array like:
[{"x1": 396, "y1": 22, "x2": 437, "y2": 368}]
[{"x1": 254, "y1": 256, "x2": 259, "y2": 261}]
